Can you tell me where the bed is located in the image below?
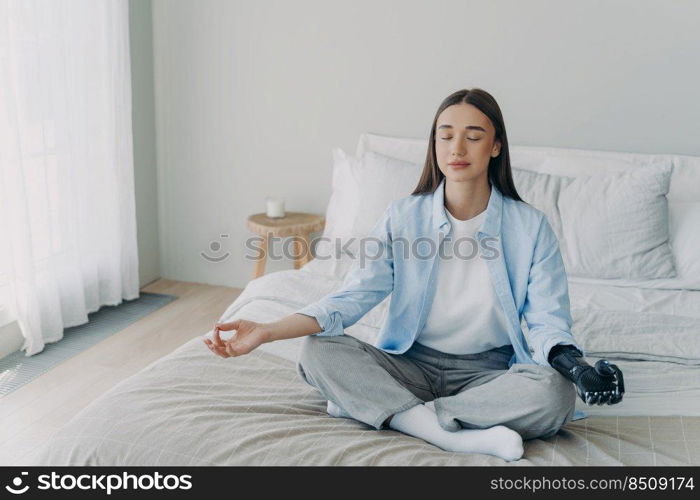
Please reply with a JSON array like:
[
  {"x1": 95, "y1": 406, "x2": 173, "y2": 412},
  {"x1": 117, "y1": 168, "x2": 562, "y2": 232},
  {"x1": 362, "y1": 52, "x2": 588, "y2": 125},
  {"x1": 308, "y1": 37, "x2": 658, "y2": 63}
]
[{"x1": 33, "y1": 135, "x2": 700, "y2": 466}]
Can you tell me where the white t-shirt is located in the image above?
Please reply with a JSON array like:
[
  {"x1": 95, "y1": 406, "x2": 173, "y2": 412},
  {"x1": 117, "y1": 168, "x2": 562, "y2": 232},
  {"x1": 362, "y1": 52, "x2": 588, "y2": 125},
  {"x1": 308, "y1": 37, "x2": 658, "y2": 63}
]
[{"x1": 416, "y1": 207, "x2": 512, "y2": 354}]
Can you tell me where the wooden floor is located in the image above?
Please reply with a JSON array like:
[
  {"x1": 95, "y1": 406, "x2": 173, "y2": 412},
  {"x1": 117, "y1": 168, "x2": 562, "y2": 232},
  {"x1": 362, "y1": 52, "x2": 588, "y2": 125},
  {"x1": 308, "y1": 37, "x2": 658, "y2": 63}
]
[{"x1": 0, "y1": 279, "x2": 243, "y2": 466}]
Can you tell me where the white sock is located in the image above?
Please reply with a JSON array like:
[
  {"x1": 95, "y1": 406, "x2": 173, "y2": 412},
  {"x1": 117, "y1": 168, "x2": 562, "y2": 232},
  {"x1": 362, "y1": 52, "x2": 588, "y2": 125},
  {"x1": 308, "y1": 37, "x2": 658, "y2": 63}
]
[
  {"x1": 388, "y1": 403, "x2": 524, "y2": 462},
  {"x1": 326, "y1": 400, "x2": 352, "y2": 419}
]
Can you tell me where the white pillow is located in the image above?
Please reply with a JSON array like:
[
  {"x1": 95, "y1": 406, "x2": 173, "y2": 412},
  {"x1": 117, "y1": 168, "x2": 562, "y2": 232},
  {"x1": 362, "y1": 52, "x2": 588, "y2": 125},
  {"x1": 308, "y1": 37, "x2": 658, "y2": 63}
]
[
  {"x1": 514, "y1": 163, "x2": 677, "y2": 280},
  {"x1": 557, "y1": 162, "x2": 676, "y2": 280},
  {"x1": 511, "y1": 167, "x2": 572, "y2": 243},
  {"x1": 310, "y1": 149, "x2": 358, "y2": 278},
  {"x1": 348, "y1": 151, "x2": 423, "y2": 254},
  {"x1": 309, "y1": 148, "x2": 421, "y2": 277}
]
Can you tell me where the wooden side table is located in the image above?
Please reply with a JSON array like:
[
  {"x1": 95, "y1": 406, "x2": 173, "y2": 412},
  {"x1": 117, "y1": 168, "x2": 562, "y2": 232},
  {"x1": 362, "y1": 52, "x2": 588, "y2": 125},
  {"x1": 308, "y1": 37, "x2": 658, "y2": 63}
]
[{"x1": 246, "y1": 212, "x2": 325, "y2": 278}]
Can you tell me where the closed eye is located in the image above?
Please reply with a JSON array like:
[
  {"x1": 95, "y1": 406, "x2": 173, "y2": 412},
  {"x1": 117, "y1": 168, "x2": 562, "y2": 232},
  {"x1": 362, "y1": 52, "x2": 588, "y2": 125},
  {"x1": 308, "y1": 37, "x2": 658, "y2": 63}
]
[{"x1": 439, "y1": 137, "x2": 480, "y2": 141}]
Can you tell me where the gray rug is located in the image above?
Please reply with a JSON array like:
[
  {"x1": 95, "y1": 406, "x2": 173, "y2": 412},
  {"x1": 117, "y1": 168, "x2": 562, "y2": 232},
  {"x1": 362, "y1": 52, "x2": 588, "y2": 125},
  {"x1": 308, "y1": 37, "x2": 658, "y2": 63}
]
[{"x1": 0, "y1": 292, "x2": 177, "y2": 397}]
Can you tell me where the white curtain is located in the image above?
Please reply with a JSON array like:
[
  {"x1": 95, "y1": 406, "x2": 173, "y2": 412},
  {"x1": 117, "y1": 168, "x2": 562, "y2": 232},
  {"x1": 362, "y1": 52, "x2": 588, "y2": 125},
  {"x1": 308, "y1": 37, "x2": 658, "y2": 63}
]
[{"x1": 0, "y1": 0, "x2": 140, "y2": 356}]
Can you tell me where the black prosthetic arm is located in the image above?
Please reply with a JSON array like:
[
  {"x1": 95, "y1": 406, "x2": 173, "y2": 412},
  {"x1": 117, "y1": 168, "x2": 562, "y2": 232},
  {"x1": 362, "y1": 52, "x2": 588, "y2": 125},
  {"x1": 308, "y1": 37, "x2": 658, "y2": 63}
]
[{"x1": 548, "y1": 344, "x2": 625, "y2": 406}]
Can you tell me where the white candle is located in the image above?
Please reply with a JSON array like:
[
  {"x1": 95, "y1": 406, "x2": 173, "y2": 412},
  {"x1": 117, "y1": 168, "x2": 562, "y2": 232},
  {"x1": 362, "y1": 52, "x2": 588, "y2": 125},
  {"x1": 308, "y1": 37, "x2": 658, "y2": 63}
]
[{"x1": 266, "y1": 197, "x2": 285, "y2": 218}]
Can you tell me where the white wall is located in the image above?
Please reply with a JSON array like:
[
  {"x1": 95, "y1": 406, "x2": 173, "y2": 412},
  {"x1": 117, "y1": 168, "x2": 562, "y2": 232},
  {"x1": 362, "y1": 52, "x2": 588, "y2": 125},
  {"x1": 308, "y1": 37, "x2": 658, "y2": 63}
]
[{"x1": 151, "y1": 0, "x2": 700, "y2": 289}]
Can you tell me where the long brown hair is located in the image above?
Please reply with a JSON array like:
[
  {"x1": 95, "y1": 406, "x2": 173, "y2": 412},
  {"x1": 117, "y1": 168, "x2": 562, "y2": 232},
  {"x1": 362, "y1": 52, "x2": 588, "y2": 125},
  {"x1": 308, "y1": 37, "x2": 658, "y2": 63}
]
[{"x1": 411, "y1": 88, "x2": 524, "y2": 202}]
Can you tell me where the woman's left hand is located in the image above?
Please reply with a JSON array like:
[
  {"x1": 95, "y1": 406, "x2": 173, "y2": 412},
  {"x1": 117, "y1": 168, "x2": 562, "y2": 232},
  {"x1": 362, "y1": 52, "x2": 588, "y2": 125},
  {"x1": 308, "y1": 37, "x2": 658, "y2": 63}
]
[{"x1": 575, "y1": 360, "x2": 625, "y2": 406}]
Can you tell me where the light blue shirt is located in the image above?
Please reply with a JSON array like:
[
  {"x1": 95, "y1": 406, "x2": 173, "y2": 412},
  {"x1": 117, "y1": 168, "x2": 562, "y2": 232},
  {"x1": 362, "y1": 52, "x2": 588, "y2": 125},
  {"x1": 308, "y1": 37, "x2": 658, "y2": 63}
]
[{"x1": 296, "y1": 177, "x2": 587, "y2": 421}]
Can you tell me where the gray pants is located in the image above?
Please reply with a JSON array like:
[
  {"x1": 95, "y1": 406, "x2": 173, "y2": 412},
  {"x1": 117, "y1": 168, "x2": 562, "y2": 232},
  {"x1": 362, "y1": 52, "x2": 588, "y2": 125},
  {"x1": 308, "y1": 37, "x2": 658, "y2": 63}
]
[{"x1": 297, "y1": 334, "x2": 576, "y2": 440}]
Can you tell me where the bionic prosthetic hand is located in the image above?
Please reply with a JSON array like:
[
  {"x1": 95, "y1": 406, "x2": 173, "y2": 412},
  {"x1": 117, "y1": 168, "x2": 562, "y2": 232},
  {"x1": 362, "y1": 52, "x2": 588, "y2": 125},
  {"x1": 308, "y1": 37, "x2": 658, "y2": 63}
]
[{"x1": 548, "y1": 344, "x2": 625, "y2": 406}]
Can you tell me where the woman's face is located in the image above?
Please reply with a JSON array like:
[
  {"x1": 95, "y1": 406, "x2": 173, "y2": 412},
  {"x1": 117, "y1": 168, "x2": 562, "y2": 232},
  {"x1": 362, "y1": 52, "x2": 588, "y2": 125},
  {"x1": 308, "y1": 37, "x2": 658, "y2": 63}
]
[{"x1": 434, "y1": 103, "x2": 501, "y2": 183}]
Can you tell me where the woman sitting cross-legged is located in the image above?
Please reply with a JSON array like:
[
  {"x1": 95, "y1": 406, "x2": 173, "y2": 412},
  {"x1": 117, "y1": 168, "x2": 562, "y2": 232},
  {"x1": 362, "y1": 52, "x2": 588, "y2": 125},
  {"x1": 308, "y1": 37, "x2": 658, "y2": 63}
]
[{"x1": 205, "y1": 88, "x2": 625, "y2": 463}]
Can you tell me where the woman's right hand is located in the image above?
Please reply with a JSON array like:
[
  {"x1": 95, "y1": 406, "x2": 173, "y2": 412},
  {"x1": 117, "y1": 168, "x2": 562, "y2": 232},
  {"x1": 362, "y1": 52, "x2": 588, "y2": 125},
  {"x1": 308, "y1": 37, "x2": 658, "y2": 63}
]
[{"x1": 203, "y1": 318, "x2": 270, "y2": 358}]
